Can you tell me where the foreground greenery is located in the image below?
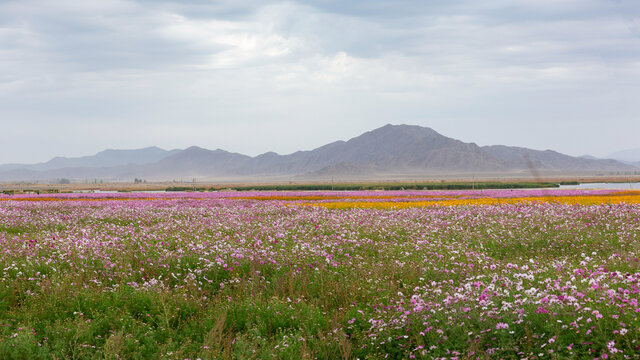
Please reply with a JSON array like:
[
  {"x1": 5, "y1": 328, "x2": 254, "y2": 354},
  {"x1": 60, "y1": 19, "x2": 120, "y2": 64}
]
[{"x1": 1, "y1": 192, "x2": 639, "y2": 359}]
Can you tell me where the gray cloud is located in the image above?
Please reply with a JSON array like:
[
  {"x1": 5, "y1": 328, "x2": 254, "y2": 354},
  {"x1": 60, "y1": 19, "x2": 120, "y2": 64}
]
[{"x1": 1, "y1": 0, "x2": 639, "y2": 164}]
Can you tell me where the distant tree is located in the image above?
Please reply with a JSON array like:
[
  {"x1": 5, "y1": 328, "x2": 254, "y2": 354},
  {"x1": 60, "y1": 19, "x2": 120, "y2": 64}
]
[{"x1": 57, "y1": 178, "x2": 71, "y2": 184}]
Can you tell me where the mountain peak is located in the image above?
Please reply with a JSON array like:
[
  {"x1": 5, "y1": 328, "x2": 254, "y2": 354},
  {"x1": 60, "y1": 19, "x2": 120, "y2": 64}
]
[
  {"x1": 183, "y1": 146, "x2": 208, "y2": 152},
  {"x1": 0, "y1": 124, "x2": 636, "y2": 181},
  {"x1": 351, "y1": 124, "x2": 446, "y2": 146},
  {"x1": 377, "y1": 123, "x2": 436, "y2": 132}
]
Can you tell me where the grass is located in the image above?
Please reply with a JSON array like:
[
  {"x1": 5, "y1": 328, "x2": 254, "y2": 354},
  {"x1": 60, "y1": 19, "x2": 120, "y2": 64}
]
[
  {"x1": 0, "y1": 225, "x2": 30, "y2": 235},
  {"x1": 0, "y1": 193, "x2": 639, "y2": 358}
]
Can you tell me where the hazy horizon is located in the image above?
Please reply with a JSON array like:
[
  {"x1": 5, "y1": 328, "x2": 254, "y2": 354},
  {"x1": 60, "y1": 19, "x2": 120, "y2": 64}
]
[
  {"x1": 2, "y1": 0, "x2": 639, "y2": 164},
  {"x1": 1, "y1": 123, "x2": 639, "y2": 166},
  {"x1": 2, "y1": 123, "x2": 639, "y2": 168}
]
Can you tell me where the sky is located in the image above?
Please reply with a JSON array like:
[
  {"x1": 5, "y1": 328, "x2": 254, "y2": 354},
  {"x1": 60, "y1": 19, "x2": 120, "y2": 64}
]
[{"x1": 1, "y1": 0, "x2": 639, "y2": 164}]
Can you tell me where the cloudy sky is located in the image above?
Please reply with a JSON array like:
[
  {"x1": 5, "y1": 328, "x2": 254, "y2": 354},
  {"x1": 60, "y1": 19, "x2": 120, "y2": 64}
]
[{"x1": 1, "y1": 0, "x2": 639, "y2": 164}]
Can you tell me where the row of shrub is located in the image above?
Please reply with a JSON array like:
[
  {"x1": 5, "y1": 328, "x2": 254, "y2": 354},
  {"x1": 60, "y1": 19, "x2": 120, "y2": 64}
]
[
  {"x1": 229, "y1": 182, "x2": 560, "y2": 191},
  {"x1": 0, "y1": 182, "x2": 575, "y2": 195},
  {"x1": 161, "y1": 182, "x2": 561, "y2": 192},
  {"x1": 1, "y1": 189, "x2": 59, "y2": 195}
]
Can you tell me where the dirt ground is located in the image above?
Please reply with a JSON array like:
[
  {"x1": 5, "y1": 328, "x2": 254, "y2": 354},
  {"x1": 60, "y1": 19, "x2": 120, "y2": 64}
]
[{"x1": 2, "y1": 173, "x2": 639, "y2": 193}]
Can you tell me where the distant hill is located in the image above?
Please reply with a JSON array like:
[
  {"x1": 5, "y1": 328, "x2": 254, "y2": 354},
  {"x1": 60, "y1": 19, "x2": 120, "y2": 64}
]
[
  {"x1": 0, "y1": 125, "x2": 637, "y2": 182},
  {"x1": 141, "y1": 147, "x2": 251, "y2": 178},
  {"x1": 482, "y1": 146, "x2": 628, "y2": 172},
  {"x1": 608, "y1": 148, "x2": 640, "y2": 163},
  {"x1": 579, "y1": 155, "x2": 599, "y2": 160},
  {"x1": 0, "y1": 147, "x2": 178, "y2": 172}
]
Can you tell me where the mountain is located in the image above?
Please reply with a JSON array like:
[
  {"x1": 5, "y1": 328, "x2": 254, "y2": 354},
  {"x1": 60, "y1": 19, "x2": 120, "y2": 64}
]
[
  {"x1": 241, "y1": 124, "x2": 506, "y2": 175},
  {"x1": 482, "y1": 146, "x2": 629, "y2": 172},
  {"x1": 307, "y1": 162, "x2": 370, "y2": 177},
  {"x1": 579, "y1": 155, "x2": 599, "y2": 160},
  {"x1": 608, "y1": 148, "x2": 640, "y2": 163},
  {"x1": 243, "y1": 124, "x2": 635, "y2": 176},
  {"x1": 0, "y1": 125, "x2": 636, "y2": 182},
  {"x1": 140, "y1": 147, "x2": 251, "y2": 178},
  {"x1": 0, "y1": 147, "x2": 178, "y2": 172}
]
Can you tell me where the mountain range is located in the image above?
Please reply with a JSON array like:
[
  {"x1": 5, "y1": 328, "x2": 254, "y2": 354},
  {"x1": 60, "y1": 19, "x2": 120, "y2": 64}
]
[
  {"x1": 0, "y1": 124, "x2": 637, "y2": 182},
  {"x1": 607, "y1": 148, "x2": 640, "y2": 167}
]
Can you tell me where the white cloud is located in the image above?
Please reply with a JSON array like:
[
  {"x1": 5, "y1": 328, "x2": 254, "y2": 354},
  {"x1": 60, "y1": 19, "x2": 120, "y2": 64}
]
[
  {"x1": 157, "y1": 12, "x2": 299, "y2": 69},
  {"x1": 0, "y1": 0, "x2": 639, "y2": 163}
]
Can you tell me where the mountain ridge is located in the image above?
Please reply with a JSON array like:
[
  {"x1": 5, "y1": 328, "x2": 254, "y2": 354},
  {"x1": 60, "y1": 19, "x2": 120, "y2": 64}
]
[
  {"x1": 0, "y1": 146, "x2": 179, "y2": 172},
  {"x1": 608, "y1": 148, "x2": 640, "y2": 163},
  {"x1": 0, "y1": 124, "x2": 637, "y2": 181}
]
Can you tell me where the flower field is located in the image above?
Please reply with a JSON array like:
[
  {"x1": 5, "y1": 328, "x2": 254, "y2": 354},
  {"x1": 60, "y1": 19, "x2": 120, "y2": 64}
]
[{"x1": 1, "y1": 189, "x2": 640, "y2": 359}]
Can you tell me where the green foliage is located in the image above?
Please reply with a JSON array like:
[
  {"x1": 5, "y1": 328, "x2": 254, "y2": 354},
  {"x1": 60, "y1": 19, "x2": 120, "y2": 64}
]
[
  {"x1": 0, "y1": 225, "x2": 30, "y2": 235},
  {"x1": 2, "y1": 195, "x2": 639, "y2": 358},
  {"x1": 228, "y1": 181, "x2": 559, "y2": 191},
  {"x1": 225, "y1": 298, "x2": 327, "y2": 336},
  {"x1": 166, "y1": 186, "x2": 207, "y2": 192}
]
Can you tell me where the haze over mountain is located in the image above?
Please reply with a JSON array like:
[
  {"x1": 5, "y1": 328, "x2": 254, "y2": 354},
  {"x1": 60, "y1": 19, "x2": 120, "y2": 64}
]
[
  {"x1": 0, "y1": 147, "x2": 179, "y2": 172},
  {"x1": 608, "y1": 148, "x2": 640, "y2": 163},
  {"x1": 481, "y1": 146, "x2": 628, "y2": 173},
  {"x1": 0, "y1": 125, "x2": 636, "y2": 182}
]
